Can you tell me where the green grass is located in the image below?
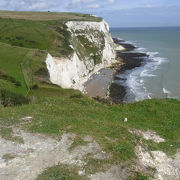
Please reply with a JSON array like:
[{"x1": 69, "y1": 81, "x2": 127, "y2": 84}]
[
  {"x1": 0, "y1": 41, "x2": 47, "y2": 106},
  {"x1": 1, "y1": 86, "x2": 179, "y2": 176},
  {"x1": 129, "y1": 172, "x2": 150, "y2": 180},
  {"x1": 2, "y1": 154, "x2": 16, "y2": 162},
  {"x1": 36, "y1": 164, "x2": 86, "y2": 180},
  {"x1": 0, "y1": 12, "x2": 106, "y2": 70},
  {"x1": 71, "y1": 29, "x2": 105, "y2": 65},
  {"x1": 0, "y1": 127, "x2": 24, "y2": 143},
  {"x1": 0, "y1": 11, "x2": 102, "y2": 22},
  {"x1": 0, "y1": 19, "x2": 73, "y2": 57},
  {"x1": 1, "y1": 85, "x2": 179, "y2": 158},
  {"x1": 69, "y1": 136, "x2": 88, "y2": 151},
  {"x1": 0, "y1": 41, "x2": 47, "y2": 96},
  {"x1": 0, "y1": 42, "x2": 29, "y2": 95}
]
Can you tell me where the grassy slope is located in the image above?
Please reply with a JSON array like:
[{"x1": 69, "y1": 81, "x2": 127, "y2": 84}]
[
  {"x1": 0, "y1": 42, "x2": 47, "y2": 94},
  {"x1": 0, "y1": 11, "x2": 102, "y2": 21},
  {"x1": 1, "y1": 85, "x2": 180, "y2": 157},
  {"x1": 0, "y1": 84, "x2": 180, "y2": 178},
  {"x1": 0, "y1": 42, "x2": 28, "y2": 94},
  {"x1": 0, "y1": 18, "x2": 73, "y2": 57},
  {"x1": 0, "y1": 11, "x2": 179, "y2": 179}
]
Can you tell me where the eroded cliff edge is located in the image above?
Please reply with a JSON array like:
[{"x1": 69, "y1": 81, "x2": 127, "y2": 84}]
[{"x1": 45, "y1": 20, "x2": 116, "y2": 91}]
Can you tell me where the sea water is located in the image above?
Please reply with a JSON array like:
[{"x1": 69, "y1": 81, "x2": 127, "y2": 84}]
[{"x1": 111, "y1": 27, "x2": 180, "y2": 102}]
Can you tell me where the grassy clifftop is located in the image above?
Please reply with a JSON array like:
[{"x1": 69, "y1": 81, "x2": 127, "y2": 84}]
[
  {"x1": 0, "y1": 18, "x2": 73, "y2": 57},
  {"x1": 0, "y1": 11, "x2": 102, "y2": 21},
  {"x1": 0, "y1": 11, "x2": 106, "y2": 107}
]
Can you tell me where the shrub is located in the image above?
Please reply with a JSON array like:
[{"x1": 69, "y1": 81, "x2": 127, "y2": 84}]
[{"x1": 0, "y1": 89, "x2": 29, "y2": 107}]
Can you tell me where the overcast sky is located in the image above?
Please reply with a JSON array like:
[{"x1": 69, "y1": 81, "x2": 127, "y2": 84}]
[{"x1": 0, "y1": 0, "x2": 180, "y2": 27}]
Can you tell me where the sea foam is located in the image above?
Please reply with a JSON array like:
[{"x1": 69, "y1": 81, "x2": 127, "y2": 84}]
[{"x1": 117, "y1": 39, "x2": 168, "y2": 102}]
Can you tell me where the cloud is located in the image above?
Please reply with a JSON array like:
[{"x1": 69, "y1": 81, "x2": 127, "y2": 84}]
[
  {"x1": 1, "y1": 0, "x2": 60, "y2": 11},
  {"x1": 107, "y1": 0, "x2": 115, "y2": 3},
  {"x1": 0, "y1": 0, "x2": 115, "y2": 11},
  {"x1": 0, "y1": 0, "x2": 180, "y2": 28},
  {"x1": 86, "y1": 4, "x2": 101, "y2": 9},
  {"x1": 71, "y1": 0, "x2": 96, "y2": 3},
  {"x1": 67, "y1": 0, "x2": 115, "y2": 10}
]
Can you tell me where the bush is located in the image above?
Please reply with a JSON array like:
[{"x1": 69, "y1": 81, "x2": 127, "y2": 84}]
[
  {"x1": 0, "y1": 71, "x2": 21, "y2": 87},
  {"x1": 0, "y1": 89, "x2": 29, "y2": 107},
  {"x1": 70, "y1": 93, "x2": 83, "y2": 99}
]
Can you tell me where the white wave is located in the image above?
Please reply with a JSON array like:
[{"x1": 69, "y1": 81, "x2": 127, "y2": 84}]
[
  {"x1": 140, "y1": 69, "x2": 156, "y2": 77},
  {"x1": 117, "y1": 38, "x2": 124, "y2": 41},
  {"x1": 162, "y1": 87, "x2": 173, "y2": 98},
  {"x1": 136, "y1": 47, "x2": 146, "y2": 52},
  {"x1": 147, "y1": 51, "x2": 159, "y2": 56},
  {"x1": 163, "y1": 88, "x2": 171, "y2": 94},
  {"x1": 116, "y1": 39, "x2": 169, "y2": 102},
  {"x1": 124, "y1": 67, "x2": 150, "y2": 102}
]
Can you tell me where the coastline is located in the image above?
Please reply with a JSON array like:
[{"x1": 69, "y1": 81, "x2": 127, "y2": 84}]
[
  {"x1": 84, "y1": 68, "x2": 115, "y2": 99},
  {"x1": 110, "y1": 38, "x2": 149, "y2": 103},
  {"x1": 84, "y1": 38, "x2": 149, "y2": 103}
]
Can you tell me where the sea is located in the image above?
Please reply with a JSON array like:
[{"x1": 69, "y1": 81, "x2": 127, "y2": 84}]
[{"x1": 110, "y1": 27, "x2": 180, "y2": 102}]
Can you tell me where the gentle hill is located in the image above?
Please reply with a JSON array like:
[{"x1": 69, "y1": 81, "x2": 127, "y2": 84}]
[
  {"x1": 0, "y1": 10, "x2": 102, "y2": 21},
  {"x1": 0, "y1": 18, "x2": 73, "y2": 57}
]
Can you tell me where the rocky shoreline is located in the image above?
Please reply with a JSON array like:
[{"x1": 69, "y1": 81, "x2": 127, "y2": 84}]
[
  {"x1": 110, "y1": 38, "x2": 149, "y2": 103},
  {"x1": 84, "y1": 38, "x2": 149, "y2": 103}
]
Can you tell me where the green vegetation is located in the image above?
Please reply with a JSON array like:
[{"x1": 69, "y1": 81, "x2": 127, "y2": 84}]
[
  {"x1": 2, "y1": 154, "x2": 16, "y2": 162},
  {"x1": 0, "y1": 18, "x2": 73, "y2": 57},
  {"x1": 69, "y1": 136, "x2": 88, "y2": 151},
  {"x1": 0, "y1": 42, "x2": 46, "y2": 106},
  {"x1": 129, "y1": 172, "x2": 149, "y2": 180},
  {"x1": 36, "y1": 165, "x2": 86, "y2": 180},
  {"x1": 0, "y1": 11, "x2": 102, "y2": 22},
  {"x1": 71, "y1": 29, "x2": 105, "y2": 65},
  {"x1": 0, "y1": 127, "x2": 24, "y2": 143},
  {"x1": 1, "y1": 86, "x2": 179, "y2": 177},
  {"x1": 1, "y1": 86, "x2": 180, "y2": 157},
  {"x1": 0, "y1": 13, "x2": 107, "y2": 105}
]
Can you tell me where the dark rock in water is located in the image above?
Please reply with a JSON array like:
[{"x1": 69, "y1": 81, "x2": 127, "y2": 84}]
[
  {"x1": 110, "y1": 83, "x2": 126, "y2": 103},
  {"x1": 110, "y1": 37, "x2": 149, "y2": 103},
  {"x1": 113, "y1": 38, "x2": 136, "y2": 51},
  {"x1": 116, "y1": 57, "x2": 144, "y2": 74},
  {"x1": 114, "y1": 76, "x2": 127, "y2": 81},
  {"x1": 118, "y1": 43, "x2": 136, "y2": 51},
  {"x1": 117, "y1": 52, "x2": 148, "y2": 58},
  {"x1": 112, "y1": 38, "x2": 125, "y2": 43},
  {"x1": 115, "y1": 46, "x2": 148, "y2": 74}
]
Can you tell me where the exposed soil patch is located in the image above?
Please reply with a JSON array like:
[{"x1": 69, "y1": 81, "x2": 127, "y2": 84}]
[
  {"x1": 129, "y1": 129, "x2": 165, "y2": 143},
  {"x1": 89, "y1": 165, "x2": 130, "y2": 180},
  {"x1": 136, "y1": 146, "x2": 180, "y2": 180},
  {"x1": 0, "y1": 129, "x2": 108, "y2": 180}
]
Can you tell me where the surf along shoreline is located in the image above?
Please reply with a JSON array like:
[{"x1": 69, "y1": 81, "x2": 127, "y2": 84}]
[
  {"x1": 84, "y1": 38, "x2": 149, "y2": 103},
  {"x1": 110, "y1": 38, "x2": 149, "y2": 103}
]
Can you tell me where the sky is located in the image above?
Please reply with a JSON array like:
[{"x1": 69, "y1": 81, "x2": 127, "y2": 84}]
[{"x1": 0, "y1": 0, "x2": 180, "y2": 27}]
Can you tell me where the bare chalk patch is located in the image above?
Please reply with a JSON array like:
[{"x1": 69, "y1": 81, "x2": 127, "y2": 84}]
[
  {"x1": 136, "y1": 146, "x2": 180, "y2": 180},
  {"x1": 129, "y1": 129, "x2": 165, "y2": 143},
  {"x1": 89, "y1": 165, "x2": 129, "y2": 180},
  {"x1": 0, "y1": 130, "x2": 108, "y2": 180}
]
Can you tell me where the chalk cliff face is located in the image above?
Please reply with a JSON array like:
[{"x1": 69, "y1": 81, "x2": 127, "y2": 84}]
[{"x1": 46, "y1": 19, "x2": 116, "y2": 91}]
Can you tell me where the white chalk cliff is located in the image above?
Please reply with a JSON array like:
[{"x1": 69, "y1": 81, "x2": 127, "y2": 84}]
[{"x1": 45, "y1": 19, "x2": 116, "y2": 91}]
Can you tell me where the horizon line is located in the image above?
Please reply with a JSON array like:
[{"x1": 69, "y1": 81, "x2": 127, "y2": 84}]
[{"x1": 110, "y1": 25, "x2": 180, "y2": 29}]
